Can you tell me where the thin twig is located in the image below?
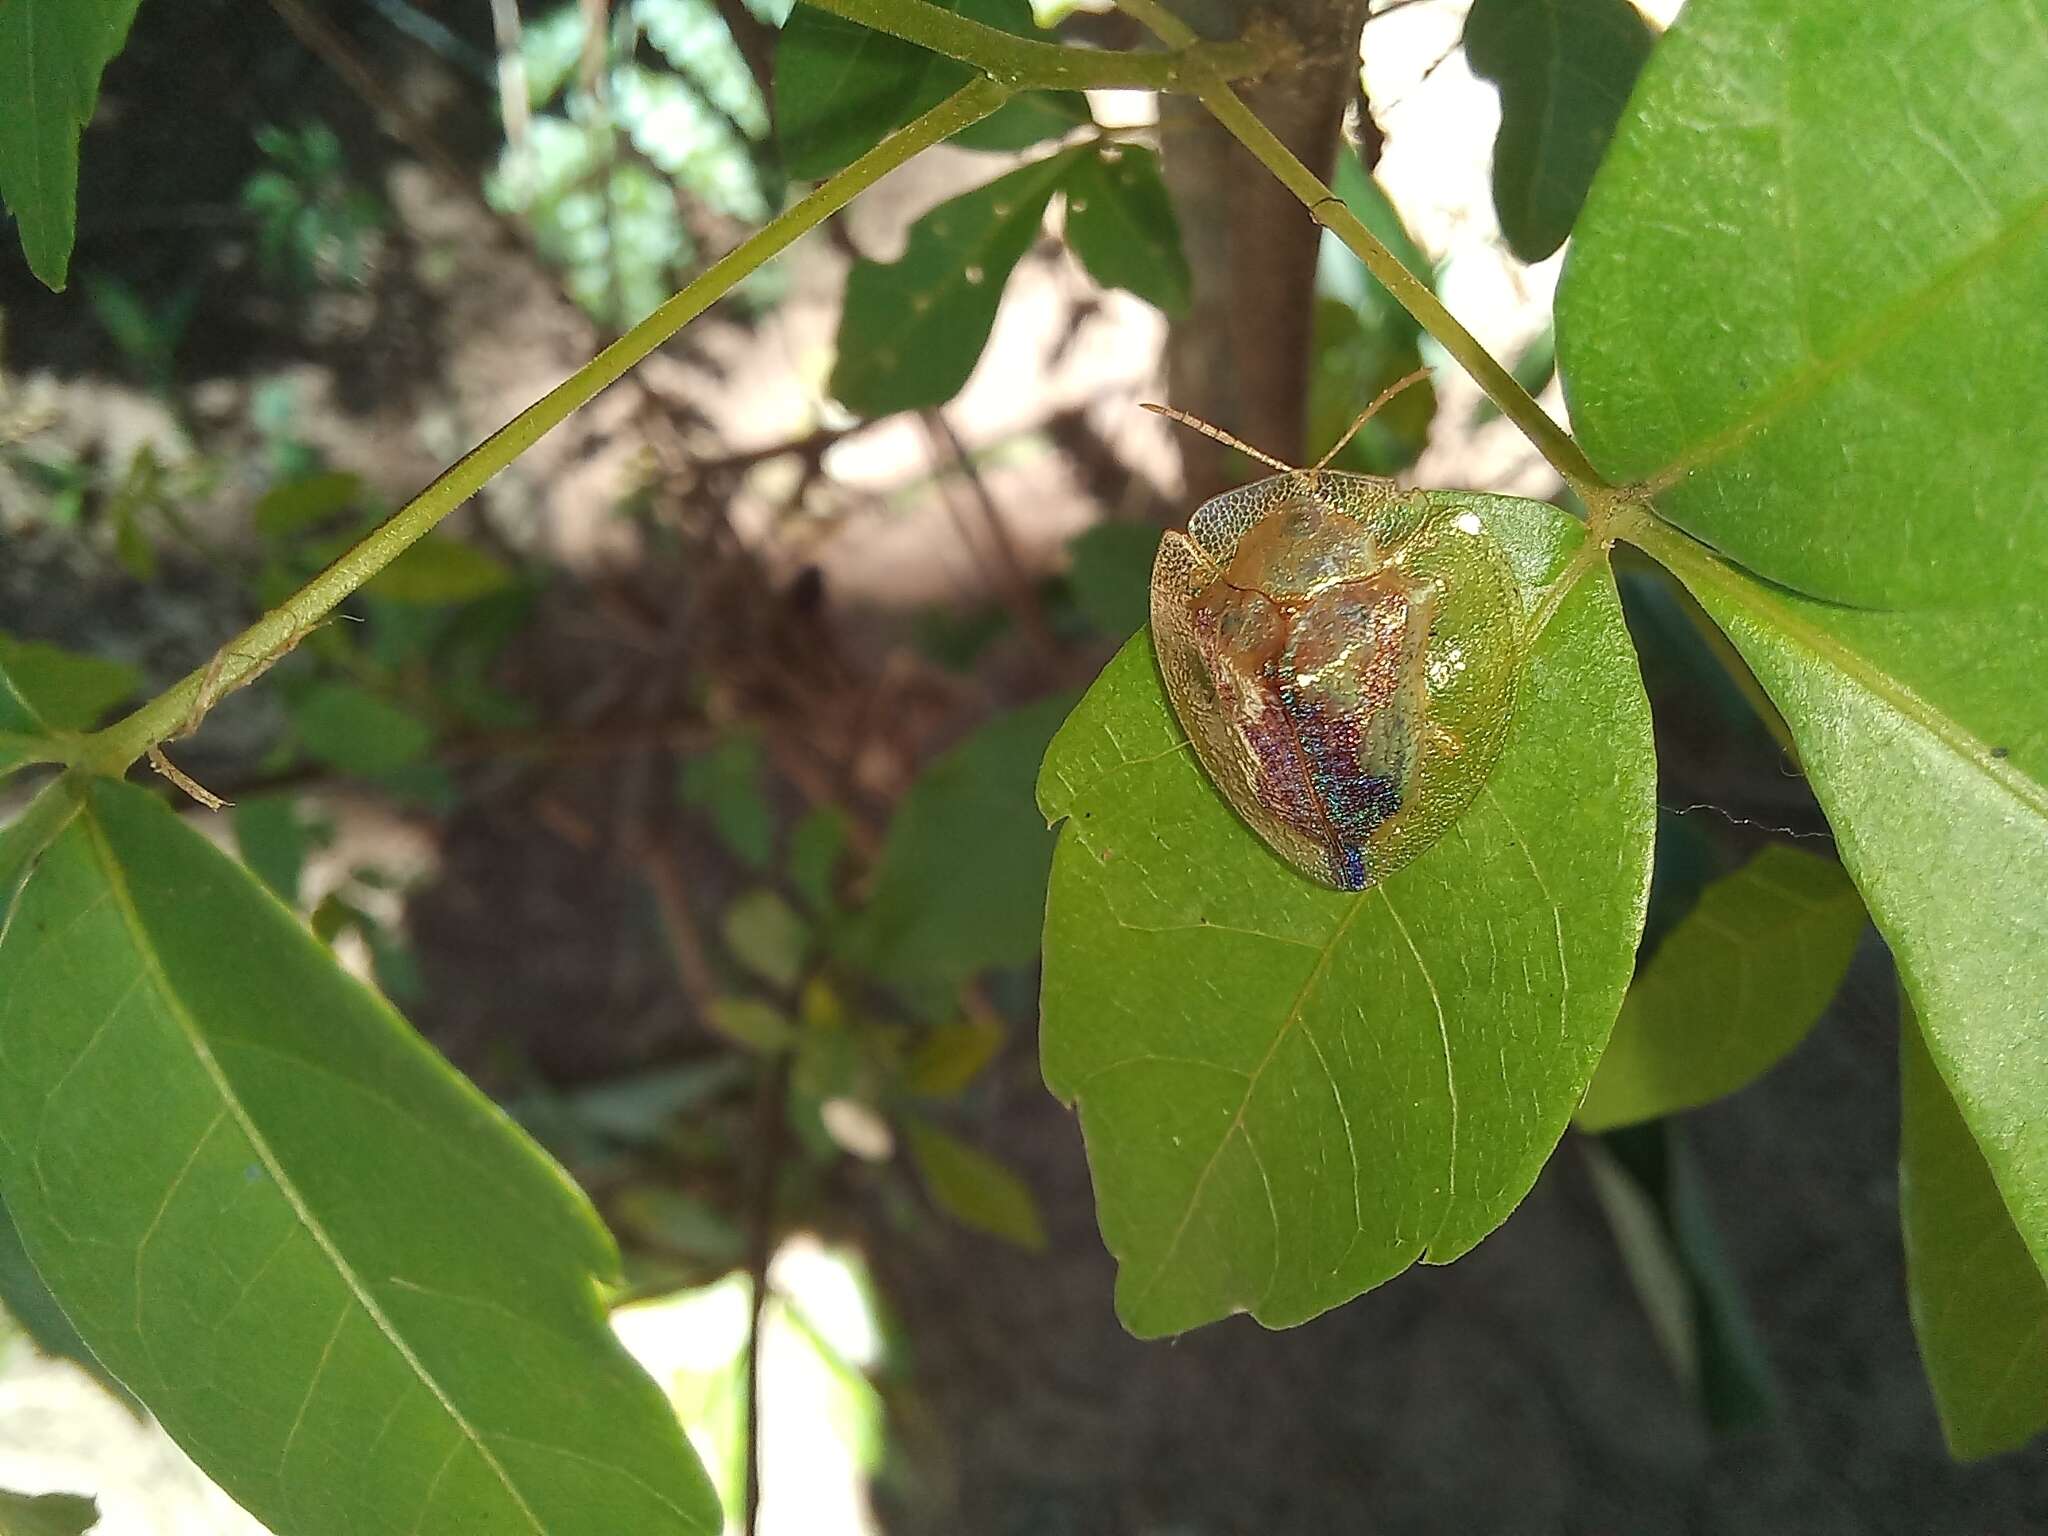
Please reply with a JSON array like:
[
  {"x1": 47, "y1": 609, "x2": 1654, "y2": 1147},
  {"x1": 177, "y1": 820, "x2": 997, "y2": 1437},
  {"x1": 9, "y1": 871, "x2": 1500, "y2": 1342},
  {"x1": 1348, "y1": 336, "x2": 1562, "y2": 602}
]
[{"x1": 920, "y1": 412, "x2": 1059, "y2": 662}]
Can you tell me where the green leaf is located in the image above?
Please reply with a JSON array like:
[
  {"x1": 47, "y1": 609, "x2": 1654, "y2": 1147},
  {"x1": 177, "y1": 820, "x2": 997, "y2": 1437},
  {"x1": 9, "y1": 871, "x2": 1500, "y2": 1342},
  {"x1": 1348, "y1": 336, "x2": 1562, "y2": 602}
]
[
  {"x1": 1464, "y1": 0, "x2": 1656, "y2": 263},
  {"x1": 1471, "y1": 326, "x2": 1556, "y2": 426},
  {"x1": 289, "y1": 683, "x2": 433, "y2": 776},
  {"x1": 0, "y1": 0, "x2": 145, "y2": 290},
  {"x1": 1583, "y1": 1123, "x2": 1776, "y2": 1432},
  {"x1": 706, "y1": 996, "x2": 796, "y2": 1053},
  {"x1": 830, "y1": 150, "x2": 1077, "y2": 416},
  {"x1": 1563, "y1": 0, "x2": 2048, "y2": 1289},
  {"x1": 776, "y1": 0, "x2": 1080, "y2": 179},
  {"x1": 1063, "y1": 522, "x2": 1157, "y2": 640},
  {"x1": 1556, "y1": 0, "x2": 2048, "y2": 606},
  {"x1": 904, "y1": 1014, "x2": 1004, "y2": 1098},
  {"x1": 0, "y1": 634, "x2": 141, "y2": 735},
  {"x1": 950, "y1": 85, "x2": 1089, "y2": 154},
  {"x1": 856, "y1": 693, "x2": 1075, "y2": 991},
  {"x1": 1039, "y1": 496, "x2": 1655, "y2": 1335},
  {"x1": 904, "y1": 1118, "x2": 1046, "y2": 1250},
  {"x1": 232, "y1": 795, "x2": 310, "y2": 906},
  {"x1": 0, "y1": 1489, "x2": 99, "y2": 1536},
  {"x1": 786, "y1": 806, "x2": 849, "y2": 914},
  {"x1": 369, "y1": 537, "x2": 516, "y2": 605},
  {"x1": 610, "y1": 1187, "x2": 745, "y2": 1268},
  {"x1": 0, "y1": 777, "x2": 720, "y2": 1534},
  {"x1": 1308, "y1": 155, "x2": 1438, "y2": 474},
  {"x1": 253, "y1": 471, "x2": 366, "y2": 539},
  {"x1": 1681, "y1": 587, "x2": 2048, "y2": 1275},
  {"x1": 1306, "y1": 302, "x2": 1434, "y2": 475},
  {"x1": 1316, "y1": 150, "x2": 1432, "y2": 335},
  {"x1": 1576, "y1": 845, "x2": 1865, "y2": 1131},
  {"x1": 678, "y1": 736, "x2": 776, "y2": 872},
  {"x1": 1901, "y1": 1006, "x2": 2048, "y2": 1459},
  {"x1": 0, "y1": 1192, "x2": 138, "y2": 1413},
  {"x1": 723, "y1": 888, "x2": 810, "y2": 990},
  {"x1": 1063, "y1": 145, "x2": 1190, "y2": 316}
]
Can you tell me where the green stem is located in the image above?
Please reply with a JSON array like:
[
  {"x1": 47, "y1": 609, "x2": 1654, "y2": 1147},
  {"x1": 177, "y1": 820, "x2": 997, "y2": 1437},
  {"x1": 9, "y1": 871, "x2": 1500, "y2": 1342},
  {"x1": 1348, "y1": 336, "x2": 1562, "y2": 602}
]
[
  {"x1": 800, "y1": 0, "x2": 1273, "y2": 88},
  {"x1": 1191, "y1": 77, "x2": 1612, "y2": 501},
  {"x1": 1114, "y1": 0, "x2": 1198, "y2": 48},
  {"x1": 83, "y1": 76, "x2": 1014, "y2": 779}
]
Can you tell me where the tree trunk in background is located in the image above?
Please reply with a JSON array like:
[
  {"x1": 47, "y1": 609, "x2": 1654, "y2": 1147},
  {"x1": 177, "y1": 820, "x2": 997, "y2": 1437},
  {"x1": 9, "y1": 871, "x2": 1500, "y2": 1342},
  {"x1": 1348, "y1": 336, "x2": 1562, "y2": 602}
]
[{"x1": 1159, "y1": 0, "x2": 1370, "y2": 505}]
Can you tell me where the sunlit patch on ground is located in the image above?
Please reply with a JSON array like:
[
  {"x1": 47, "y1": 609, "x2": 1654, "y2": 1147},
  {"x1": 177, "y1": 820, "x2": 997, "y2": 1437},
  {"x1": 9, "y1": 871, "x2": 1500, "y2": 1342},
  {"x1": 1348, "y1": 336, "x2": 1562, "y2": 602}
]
[{"x1": 612, "y1": 1236, "x2": 887, "y2": 1536}]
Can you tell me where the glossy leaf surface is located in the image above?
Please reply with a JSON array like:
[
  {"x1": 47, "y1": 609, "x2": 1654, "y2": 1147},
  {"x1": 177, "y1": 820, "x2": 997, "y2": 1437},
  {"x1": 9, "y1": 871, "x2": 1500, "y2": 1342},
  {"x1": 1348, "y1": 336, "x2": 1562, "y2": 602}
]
[
  {"x1": 1577, "y1": 845, "x2": 1865, "y2": 1131},
  {"x1": 0, "y1": 778, "x2": 720, "y2": 1535},
  {"x1": 1558, "y1": 0, "x2": 2048, "y2": 606},
  {"x1": 1901, "y1": 1011, "x2": 2048, "y2": 1459},
  {"x1": 1040, "y1": 497, "x2": 1654, "y2": 1336},
  {"x1": 1563, "y1": 0, "x2": 2048, "y2": 1288}
]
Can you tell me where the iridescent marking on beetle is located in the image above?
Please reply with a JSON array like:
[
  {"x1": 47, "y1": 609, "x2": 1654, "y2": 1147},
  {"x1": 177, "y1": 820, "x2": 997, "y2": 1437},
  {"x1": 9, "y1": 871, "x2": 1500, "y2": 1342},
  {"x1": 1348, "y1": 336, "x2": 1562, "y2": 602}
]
[{"x1": 1149, "y1": 469, "x2": 1521, "y2": 892}]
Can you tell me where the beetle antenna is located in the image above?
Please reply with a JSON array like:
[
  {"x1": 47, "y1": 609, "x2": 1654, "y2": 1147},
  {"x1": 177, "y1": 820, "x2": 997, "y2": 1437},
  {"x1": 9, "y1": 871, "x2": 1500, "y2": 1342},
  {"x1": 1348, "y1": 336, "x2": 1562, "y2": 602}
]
[
  {"x1": 1139, "y1": 402, "x2": 1299, "y2": 476},
  {"x1": 1310, "y1": 366, "x2": 1433, "y2": 471}
]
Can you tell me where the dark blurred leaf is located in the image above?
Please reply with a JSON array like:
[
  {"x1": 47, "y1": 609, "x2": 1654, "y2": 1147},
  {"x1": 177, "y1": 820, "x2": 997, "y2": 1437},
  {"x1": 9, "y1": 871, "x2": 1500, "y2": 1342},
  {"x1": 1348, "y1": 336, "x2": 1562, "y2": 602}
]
[
  {"x1": 723, "y1": 888, "x2": 811, "y2": 990},
  {"x1": 776, "y1": 0, "x2": 1077, "y2": 179},
  {"x1": 611, "y1": 1187, "x2": 745, "y2": 1268},
  {"x1": 1063, "y1": 145, "x2": 1189, "y2": 316},
  {"x1": 1465, "y1": 0, "x2": 1655, "y2": 262},
  {"x1": 856, "y1": 693, "x2": 1074, "y2": 990},
  {"x1": 904, "y1": 1015, "x2": 1003, "y2": 1098},
  {"x1": 1306, "y1": 302, "x2": 1434, "y2": 475},
  {"x1": 554, "y1": 1060, "x2": 749, "y2": 1146},
  {"x1": 369, "y1": 537, "x2": 515, "y2": 604},
  {"x1": 1316, "y1": 149, "x2": 1432, "y2": 334},
  {"x1": 0, "y1": 1488, "x2": 100, "y2": 1536},
  {"x1": 1308, "y1": 153, "x2": 1438, "y2": 474},
  {"x1": 787, "y1": 806, "x2": 850, "y2": 914},
  {"x1": 905, "y1": 1118, "x2": 1045, "y2": 1250},
  {"x1": 0, "y1": 635, "x2": 139, "y2": 735},
  {"x1": 253, "y1": 471, "x2": 365, "y2": 538},
  {"x1": 679, "y1": 736, "x2": 776, "y2": 871},
  {"x1": 1577, "y1": 845, "x2": 1864, "y2": 1131},
  {"x1": 1585, "y1": 1123, "x2": 1777, "y2": 1433},
  {"x1": 1472, "y1": 326, "x2": 1557, "y2": 425},
  {"x1": 0, "y1": 1194, "x2": 138, "y2": 1414},
  {"x1": 951, "y1": 85, "x2": 1090, "y2": 153},
  {"x1": 831, "y1": 150, "x2": 1078, "y2": 416},
  {"x1": 707, "y1": 996, "x2": 796, "y2": 1053},
  {"x1": 288, "y1": 684, "x2": 432, "y2": 776},
  {"x1": 231, "y1": 796, "x2": 308, "y2": 906},
  {"x1": 1063, "y1": 522, "x2": 1158, "y2": 640},
  {"x1": 1901, "y1": 1007, "x2": 2048, "y2": 1460},
  {"x1": 910, "y1": 603, "x2": 1010, "y2": 673},
  {"x1": 0, "y1": 0, "x2": 145, "y2": 289}
]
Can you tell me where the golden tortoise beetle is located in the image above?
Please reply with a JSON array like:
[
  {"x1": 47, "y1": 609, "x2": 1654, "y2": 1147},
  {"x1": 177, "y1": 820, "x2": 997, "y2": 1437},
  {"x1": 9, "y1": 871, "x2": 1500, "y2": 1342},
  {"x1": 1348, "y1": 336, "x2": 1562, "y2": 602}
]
[{"x1": 1144, "y1": 374, "x2": 1523, "y2": 891}]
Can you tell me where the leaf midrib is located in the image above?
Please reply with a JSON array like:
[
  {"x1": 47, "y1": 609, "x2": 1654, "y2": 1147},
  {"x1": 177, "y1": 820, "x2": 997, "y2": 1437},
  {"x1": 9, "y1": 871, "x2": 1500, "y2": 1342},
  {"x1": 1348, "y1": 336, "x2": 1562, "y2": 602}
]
[
  {"x1": 1639, "y1": 181, "x2": 2048, "y2": 492},
  {"x1": 1648, "y1": 527, "x2": 2048, "y2": 823},
  {"x1": 81, "y1": 801, "x2": 547, "y2": 1536}
]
